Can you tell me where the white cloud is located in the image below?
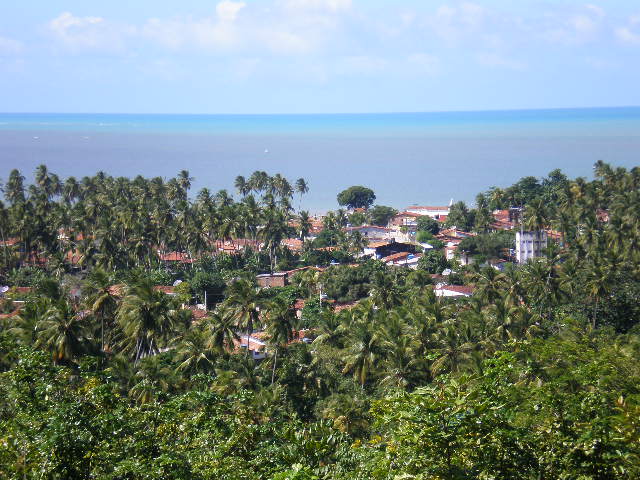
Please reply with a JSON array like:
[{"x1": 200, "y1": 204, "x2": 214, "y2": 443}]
[
  {"x1": 142, "y1": 17, "x2": 240, "y2": 51},
  {"x1": 476, "y1": 52, "x2": 526, "y2": 71},
  {"x1": 615, "y1": 26, "x2": 640, "y2": 45},
  {"x1": 279, "y1": 0, "x2": 351, "y2": 13},
  {"x1": 216, "y1": 1, "x2": 246, "y2": 22},
  {"x1": 585, "y1": 5, "x2": 605, "y2": 18},
  {"x1": 615, "y1": 14, "x2": 640, "y2": 45},
  {"x1": 432, "y1": 2, "x2": 486, "y2": 44},
  {"x1": 541, "y1": 5, "x2": 604, "y2": 45},
  {"x1": 0, "y1": 35, "x2": 24, "y2": 55},
  {"x1": 48, "y1": 12, "x2": 133, "y2": 52}
]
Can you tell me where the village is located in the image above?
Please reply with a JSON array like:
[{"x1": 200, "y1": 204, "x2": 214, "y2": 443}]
[{"x1": 0, "y1": 197, "x2": 554, "y2": 360}]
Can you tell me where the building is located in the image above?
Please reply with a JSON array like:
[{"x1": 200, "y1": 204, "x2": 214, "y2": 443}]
[
  {"x1": 345, "y1": 225, "x2": 395, "y2": 240},
  {"x1": 256, "y1": 272, "x2": 288, "y2": 288},
  {"x1": 404, "y1": 205, "x2": 451, "y2": 220},
  {"x1": 363, "y1": 240, "x2": 417, "y2": 260},
  {"x1": 438, "y1": 227, "x2": 475, "y2": 239},
  {"x1": 381, "y1": 251, "x2": 422, "y2": 268},
  {"x1": 434, "y1": 284, "x2": 474, "y2": 298},
  {"x1": 256, "y1": 266, "x2": 323, "y2": 288},
  {"x1": 158, "y1": 251, "x2": 194, "y2": 264},
  {"x1": 516, "y1": 231, "x2": 547, "y2": 264},
  {"x1": 389, "y1": 211, "x2": 422, "y2": 228}
]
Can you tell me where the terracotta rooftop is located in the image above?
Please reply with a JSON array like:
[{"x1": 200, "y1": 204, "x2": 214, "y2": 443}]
[
  {"x1": 153, "y1": 286, "x2": 176, "y2": 294},
  {"x1": 382, "y1": 251, "x2": 411, "y2": 262},
  {"x1": 158, "y1": 251, "x2": 194, "y2": 263},
  {"x1": 0, "y1": 238, "x2": 19, "y2": 247},
  {"x1": 366, "y1": 241, "x2": 391, "y2": 249},
  {"x1": 436, "y1": 285, "x2": 474, "y2": 295}
]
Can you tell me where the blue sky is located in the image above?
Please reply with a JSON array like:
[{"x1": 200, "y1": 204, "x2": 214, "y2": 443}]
[{"x1": 1, "y1": 0, "x2": 639, "y2": 114}]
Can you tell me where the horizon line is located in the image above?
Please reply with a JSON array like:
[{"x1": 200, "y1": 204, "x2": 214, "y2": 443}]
[{"x1": 1, "y1": 104, "x2": 639, "y2": 117}]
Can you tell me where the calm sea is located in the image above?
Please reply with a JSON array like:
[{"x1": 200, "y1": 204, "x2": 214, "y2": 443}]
[{"x1": 0, "y1": 107, "x2": 639, "y2": 211}]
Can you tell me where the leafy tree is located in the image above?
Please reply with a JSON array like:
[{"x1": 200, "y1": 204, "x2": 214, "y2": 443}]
[
  {"x1": 417, "y1": 250, "x2": 449, "y2": 274},
  {"x1": 446, "y1": 201, "x2": 474, "y2": 230},
  {"x1": 367, "y1": 205, "x2": 397, "y2": 227},
  {"x1": 416, "y1": 215, "x2": 440, "y2": 234},
  {"x1": 336, "y1": 186, "x2": 376, "y2": 210}
]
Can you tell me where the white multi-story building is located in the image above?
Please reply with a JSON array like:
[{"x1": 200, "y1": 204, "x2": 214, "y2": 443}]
[
  {"x1": 516, "y1": 231, "x2": 547, "y2": 264},
  {"x1": 404, "y1": 205, "x2": 451, "y2": 219}
]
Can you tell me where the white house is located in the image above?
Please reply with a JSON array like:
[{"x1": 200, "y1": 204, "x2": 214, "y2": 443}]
[
  {"x1": 345, "y1": 225, "x2": 395, "y2": 240},
  {"x1": 405, "y1": 204, "x2": 451, "y2": 219},
  {"x1": 516, "y1": 231, "x2": 547, "y2": 264},
  {"x1": 434, "y1": 284, "x2": 474, "y2": 298}
]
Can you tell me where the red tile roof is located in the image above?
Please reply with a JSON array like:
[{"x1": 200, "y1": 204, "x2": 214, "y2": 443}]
[
  {"x1": 436, "y1": 285, "x2": 474, "y2": 295},
  {"x1": 334, "y1": 301, "x2": 358, "y2": 312},
  {"x1": 382, "y1": 251, "x2": 411, "y2": 262},
  {"x1": 282, "y1": 238, "x2": 304, "y2": 251},
  {"x1": 366, "y1": 241, "x2": 391, "y2": 249},
  {"x1": 12, "y1": 287, "x2": 33, "y2": 294},
  {"x1": 107, "y1": 284, "x2": 126, "y2": 297},
  {"x1": 0, "y1": 237, "x2": 19, "y2": 247},
  {"x1": 186, "y1": 307, "x2": 208, "y2": 320},
  {"x1": 159, "y1": 251, "x2": 194, "y2": 263},
  {"x1": 153, "y1": 286, "x2": 176, "y2": 294}
]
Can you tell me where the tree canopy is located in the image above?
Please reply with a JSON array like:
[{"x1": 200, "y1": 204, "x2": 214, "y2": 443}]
[{"x1": 336, "y1": 186, "x2": 376, "y2": 209}]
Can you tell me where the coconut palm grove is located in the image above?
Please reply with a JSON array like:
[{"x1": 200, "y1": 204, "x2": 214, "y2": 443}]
[{"x1": 1, "y1": 161, "x2": 640, "y2": 479}]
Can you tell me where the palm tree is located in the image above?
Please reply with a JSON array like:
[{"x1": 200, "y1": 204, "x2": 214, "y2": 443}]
[
  {"x1": 430, "y1": 321, "x2": 477, "y2": 377},
  {"x1": 379, "y1": 313, "x2": 421, "y2": 389},
  {"x1": 224, "y1": 279, "x2": 265, "y2": 357},
  {"x1": 259, "y1": 209, "x2": 292, "y2": 272},
  {"x1": 10, "y1": 298, "x2": 50, "y2": 345},
  {"x1": 265, "y1": 298, "x2": 295, "y2": 384},
  {"x1": 36, "y1": 300, "x2": 88, "y2": 364},
  {"x1": 471, "y1": 266, "x2": 506, "y2": 306},
  {"x1": 5, "y1": 169, "x2": 25, "y2": 206},
  {"x1": 235, "y1": 175, "x2": 250, "y2": 197},
  {"x1": 116, "y1": 280, "x2": 176, "y2": 363},
  {"x1": 175, "y1": 326, "x2": 218, "y2": 375},
  {"x1": 177, "y1": 170, "x2": 193, "y2": 200},
  {"x1": 295, "y1": 178, "x2": 308, "y2": 210},
  {"x1": 342, "y1": 320, "x2": 384, "y2": 388},
  {"x1": 206, "y1": 306, "x2": 239, "y2": 354},
  {"x1": 583, "y1": 260, "x2": 613, "y2": 329},
  {"x1": 128, "y1": 356, "x2": 175, "y2": 404},
  {"x1": 312, "y1": 309, "x2": 343, "y2": 348},
  {"x1": 298, "y1": 210, "x2": 312, "y2": 240},
  {"x1": 82, "y1": 268, "x2": 117, "y2": 351}
]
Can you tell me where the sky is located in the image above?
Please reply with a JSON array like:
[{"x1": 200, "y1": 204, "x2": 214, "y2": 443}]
[{"x1": 1, "y1": 1, "x2": 639, "y2": 114}]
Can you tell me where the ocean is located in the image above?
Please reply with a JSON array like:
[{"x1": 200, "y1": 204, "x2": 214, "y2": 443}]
[{"x1": 0, "y1": 107, "x2": 639, "y2": 212}]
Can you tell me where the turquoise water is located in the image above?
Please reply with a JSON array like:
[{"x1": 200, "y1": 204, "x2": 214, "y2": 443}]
[
  {"x1": 0, "y1": 107, "x2": 639, "y2": 210},
  {"x1": 2, "y1": 107, "x2": 639, "y2": 136}
]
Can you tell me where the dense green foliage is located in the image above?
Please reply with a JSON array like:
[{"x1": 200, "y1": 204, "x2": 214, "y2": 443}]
[
  {"x1": 1, "y1": 162, "x2": 640, "y2": 478},
  {"x1": 336, "y1": 186, "x2": 376, "y2": 209},
  {"x1": 367, "y1": 205, "x2": 398, "y2": 227}
]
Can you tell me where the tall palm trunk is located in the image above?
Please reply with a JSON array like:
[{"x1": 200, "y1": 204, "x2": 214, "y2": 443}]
[{"x1": 271, "y1": 347, "x2": 278, "y2": 385}]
